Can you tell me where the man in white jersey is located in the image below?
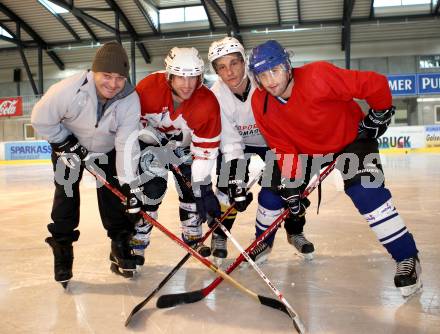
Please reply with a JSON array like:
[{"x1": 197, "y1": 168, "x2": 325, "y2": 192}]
[{"x1": 208, "y1": 37, "x2": 315, "y2": 264}]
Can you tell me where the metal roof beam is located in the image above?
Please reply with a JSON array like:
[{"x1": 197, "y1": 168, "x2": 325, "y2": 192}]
[
  {"x1": 105, "y1": 0, "x2": 151, "y2": 63},
  {"x1": 50, "y1": 0, "x2": 116, "y2": 34},
  {"x1": 3, "y1": 12, "x2": 440, "y2": 55},
  {"x1": 0, "y1": 34, "x2": 16, "y2": 44},
  {"x1": 16, "y1": 22, "x2": 39, "y2": 95},
  {"x1": 0, "y1": 3, "x2": 65, "y2": 70},
  {"x1": 114, "y1": 11, "x2": 121, "y2": 43},
  {"x1": 204, "y1": 0, "x2": 243, "y2": 44},
  {"x1": 370, "y1": 0, "x2": 375, "y2": 19},
  {"x1": 0, "y1": 22, "x2": 17, "y2": 44},
  {"x1": 157, "y1": 3, "x2": 203, "y2": 10},
  {"x1": 342, "y1": 0, "x2": 355, "y2": 69},
  {"x1": 77, "y1": 7, "x2": 114, "y2": 12},
  {"x1": 38, "y1": 1, "x2": 81, "y2": 41},
  {"x1": 297, "y1": 0, "x2": 302, "y2": 24},
  {"x1": 204, "y1": 0, "x2": 231, "y2": 26},
  {"x1": 342, "y1": 0, "x2": 354, "y2": 51},
  {"x1": 275, "y1": 0, "x2": 282, "y2": 26},
  {"x1": 133, "y1": 0, "x2": 159, "y2": 35},
  {"x1": 225, "y1": 0, "x2": 243, "y2": 44},
  {"x1": 200, "y1": 0, "x2": 215, "y2": 31},
  {"x1": 75, "y1": 16, "x2": 99, "y2": 42}
]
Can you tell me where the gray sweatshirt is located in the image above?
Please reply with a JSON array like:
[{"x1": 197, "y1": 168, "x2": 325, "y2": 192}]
[{"x1": 31, "y1": 70, "x2": 140, "y2": 184}]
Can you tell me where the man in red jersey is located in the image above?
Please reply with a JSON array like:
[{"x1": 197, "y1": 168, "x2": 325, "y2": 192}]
[
  {"x1": 208, "y1": 36, "x2": 314, "y2": 265},
  {"x1": 248, "y1": 40, "x2": 421, "y2": 298},
  {"x1": 133, "y1": 47, "x2": 221, "y2": 263}
]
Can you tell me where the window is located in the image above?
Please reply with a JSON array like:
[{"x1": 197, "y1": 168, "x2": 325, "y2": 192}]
[
  {"x1": 24, "y1": 124, "x2": 36, "y2": 140},
  {"x1": 373, "y1": 0, "x2": 431, "y2": 16},
  {"x1": 38, "y1": 0, "x2": 68, "y2": 14},
  {"x1": 374, "y1": 0, "x2": 431, "y2": 7},
  {"x1": 159, "y1": 6, "x2": 208, "y2": 24},
  {"x1": 0, "y1": 27, "x2": 12, "y2": 38},
  {"x1": 393, "y1": 109, "x2": 408, "y2": 125},
  {"x1": 160, "y1": 8, "x2": 185, "y2": 24},
  {"x1": 184, "y1": 6, "x2": 208, "y2": 22},
  {"x1": 140, "y1": 0, "x2": 159, "y2": 30},
  {"x1": 419, "y1": 55, "x2": 440, "y2": 69},
  {"x1": 435, "y1": 106, "x2": 440, "y2": 124}
]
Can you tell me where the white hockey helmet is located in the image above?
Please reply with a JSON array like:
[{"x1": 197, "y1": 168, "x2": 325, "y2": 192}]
[
  {"x1": 164, "y1": 47, "x2": 204, "y2": 79},
  {"x1": 208, "y1": 36, "x2": 245, "y2": 64}
]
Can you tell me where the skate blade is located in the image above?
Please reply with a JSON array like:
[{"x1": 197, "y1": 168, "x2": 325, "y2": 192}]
[
  {"x1": 110, "y1": 263, "x2": 136, "y2": 278},
  {"x1": 401, "y1": 279, "x2": 423, "y2": 298},
  {"x1": 212, "y1": 256, "x2": 225, "y2": 268},
  {"x1": 109, "y1": 256, "x2": 137, "y2": 271},
  {"x1": 59, "y1": 280, "x2": 70, "y2": 289},
  {"x1": 239, "y1": 256, "x2": 268, "y2": 269},
  {"x1": 302, "y1": 252, "x2": 314, "y2": 261}
]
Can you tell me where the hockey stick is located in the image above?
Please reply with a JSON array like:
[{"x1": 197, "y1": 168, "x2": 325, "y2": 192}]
[
  {"x1": 85, "y1": 167, "x2": 293, "y2": 327},
  {"x1": 156, "y1": 160, "x2": 337, "y2": 311},
  {"x1": 124, "y1": 169, "x2": 263, "y2": 326},
  {"x1": 217, "y1": 222, "x2": 304, "y2": 332},
  {"x1": 166, "y1": 164, "x2": 305, "y2": 332}
]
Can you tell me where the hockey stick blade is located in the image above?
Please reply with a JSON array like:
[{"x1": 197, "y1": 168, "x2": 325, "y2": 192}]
[
  {"x1": 125, "y1": 253, "x2": 191, "y2": 326},
  {"x1": 156, "y1": 289, "x2": 205, "y2": 308},
  {"x1": 258, "y1": 295, "x2": 290, "y2": 315},
  {"x1": 157, "y1": 292, "x2": 302, "y2": 332},
  {"x1": 259, "y1": 296, "x2": 305, "y2": 333}
]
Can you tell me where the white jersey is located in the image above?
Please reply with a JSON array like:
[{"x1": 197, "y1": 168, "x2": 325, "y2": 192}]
[{"x1": 211, "y1": 78, "x2": 267, "y2": 163}]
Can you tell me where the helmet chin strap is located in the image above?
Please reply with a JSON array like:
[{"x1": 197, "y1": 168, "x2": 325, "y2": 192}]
[
  {"x1": 230, "y1": 70, "x2": 248, "y2": 89},
  {"x1": 278, "y1": 70, "x2": 293, "y2": 98}
]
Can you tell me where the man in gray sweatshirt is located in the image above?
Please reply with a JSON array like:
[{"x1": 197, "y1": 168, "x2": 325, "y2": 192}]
[{"x1": 32, "y1": 41, "x2": 142, "y2": 285}]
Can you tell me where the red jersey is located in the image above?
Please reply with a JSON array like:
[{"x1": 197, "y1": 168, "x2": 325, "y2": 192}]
[
  {"x1": 136, "y1": 72, "x2": 221, "y2": 182},
  {"x1": 251, "y1": 61, "x2": 392, "y2": 178}
]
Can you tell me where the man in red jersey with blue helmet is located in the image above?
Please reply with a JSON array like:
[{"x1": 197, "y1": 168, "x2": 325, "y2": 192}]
[{"x1": 248, "y1": 40, "x2": 421, "y2": 298}]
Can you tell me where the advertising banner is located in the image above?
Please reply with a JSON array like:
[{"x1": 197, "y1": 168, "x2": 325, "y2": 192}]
[
  {"x1": 418, "y1": 73, "x2": 440, "y2": 95},
  {"x1": 425, "y1": 125, "x2": 440, "y2": 148},
  {"x1": 387, "y1": 74, "x2": 417, "y2": 96},
  {"x1": 4, "y1": 141, "x2": 52, "y2": 160},
  {"x1": 378, "y1": 126, "x2": 426, "y2": 150},
  {"x1": 0, "y1": 97, "x2": 23, "y2": 117}
]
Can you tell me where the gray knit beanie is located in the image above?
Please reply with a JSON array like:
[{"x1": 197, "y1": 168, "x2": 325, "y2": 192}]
[{"x1": 92, "y1": 41, "x2": 129, "y2": 78}]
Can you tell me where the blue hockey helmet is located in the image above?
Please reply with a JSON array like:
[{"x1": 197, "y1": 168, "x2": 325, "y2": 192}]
[{"x1": 248, "y1": 40, "x2": 291, "y2": 76}]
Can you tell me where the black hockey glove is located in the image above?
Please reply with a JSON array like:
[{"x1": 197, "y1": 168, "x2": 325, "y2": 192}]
[
  {"x1": 121, "y1": 183, "x2": 144, "y2": 221},
  {"x1": 193, "y1": 183, "x2": 221, "y2": 223},
  {"x1": 278, "y1": 178, "x2": 310, "y2": 219},
  {"x1": 50, "y1": 134, "x2": 89, "y2": 169},
  {"x1": 227, "y1": 159, "x2": 251, "y2": 212},
  {"x1": 358, "y1": 106, "x2": 395, "y2": 139},
  {"x1": 227, "y1": 179, "x2": 250, "y2": 212}
]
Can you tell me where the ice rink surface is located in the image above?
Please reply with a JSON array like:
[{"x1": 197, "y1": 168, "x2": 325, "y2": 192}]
[{"x1": 0, "y1": 154, "x2": 439, "y2": 334}]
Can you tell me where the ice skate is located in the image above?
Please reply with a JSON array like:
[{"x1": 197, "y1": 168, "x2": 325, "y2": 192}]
[
  {"x1": 287, "y1": 232, "x2": 315, "y2": 261},
  {"x1": 191, "y1": 241, "x2": 211, "y2": 258},
  {"x1": 394, "y1": 255, "x2": 423, "y2": 298},
  {"x1": 211, "y1": 233, "x2": 227, "y2": 266},
  {"x1": 241, "y1": 241, "x2": 272, "y2": 268},
  {"x1": 45, "y1": 237, "x2": 74, "y2": 289},
  {"x1": 110, "y1": 233, "x2": 137, "y2": 278}
]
